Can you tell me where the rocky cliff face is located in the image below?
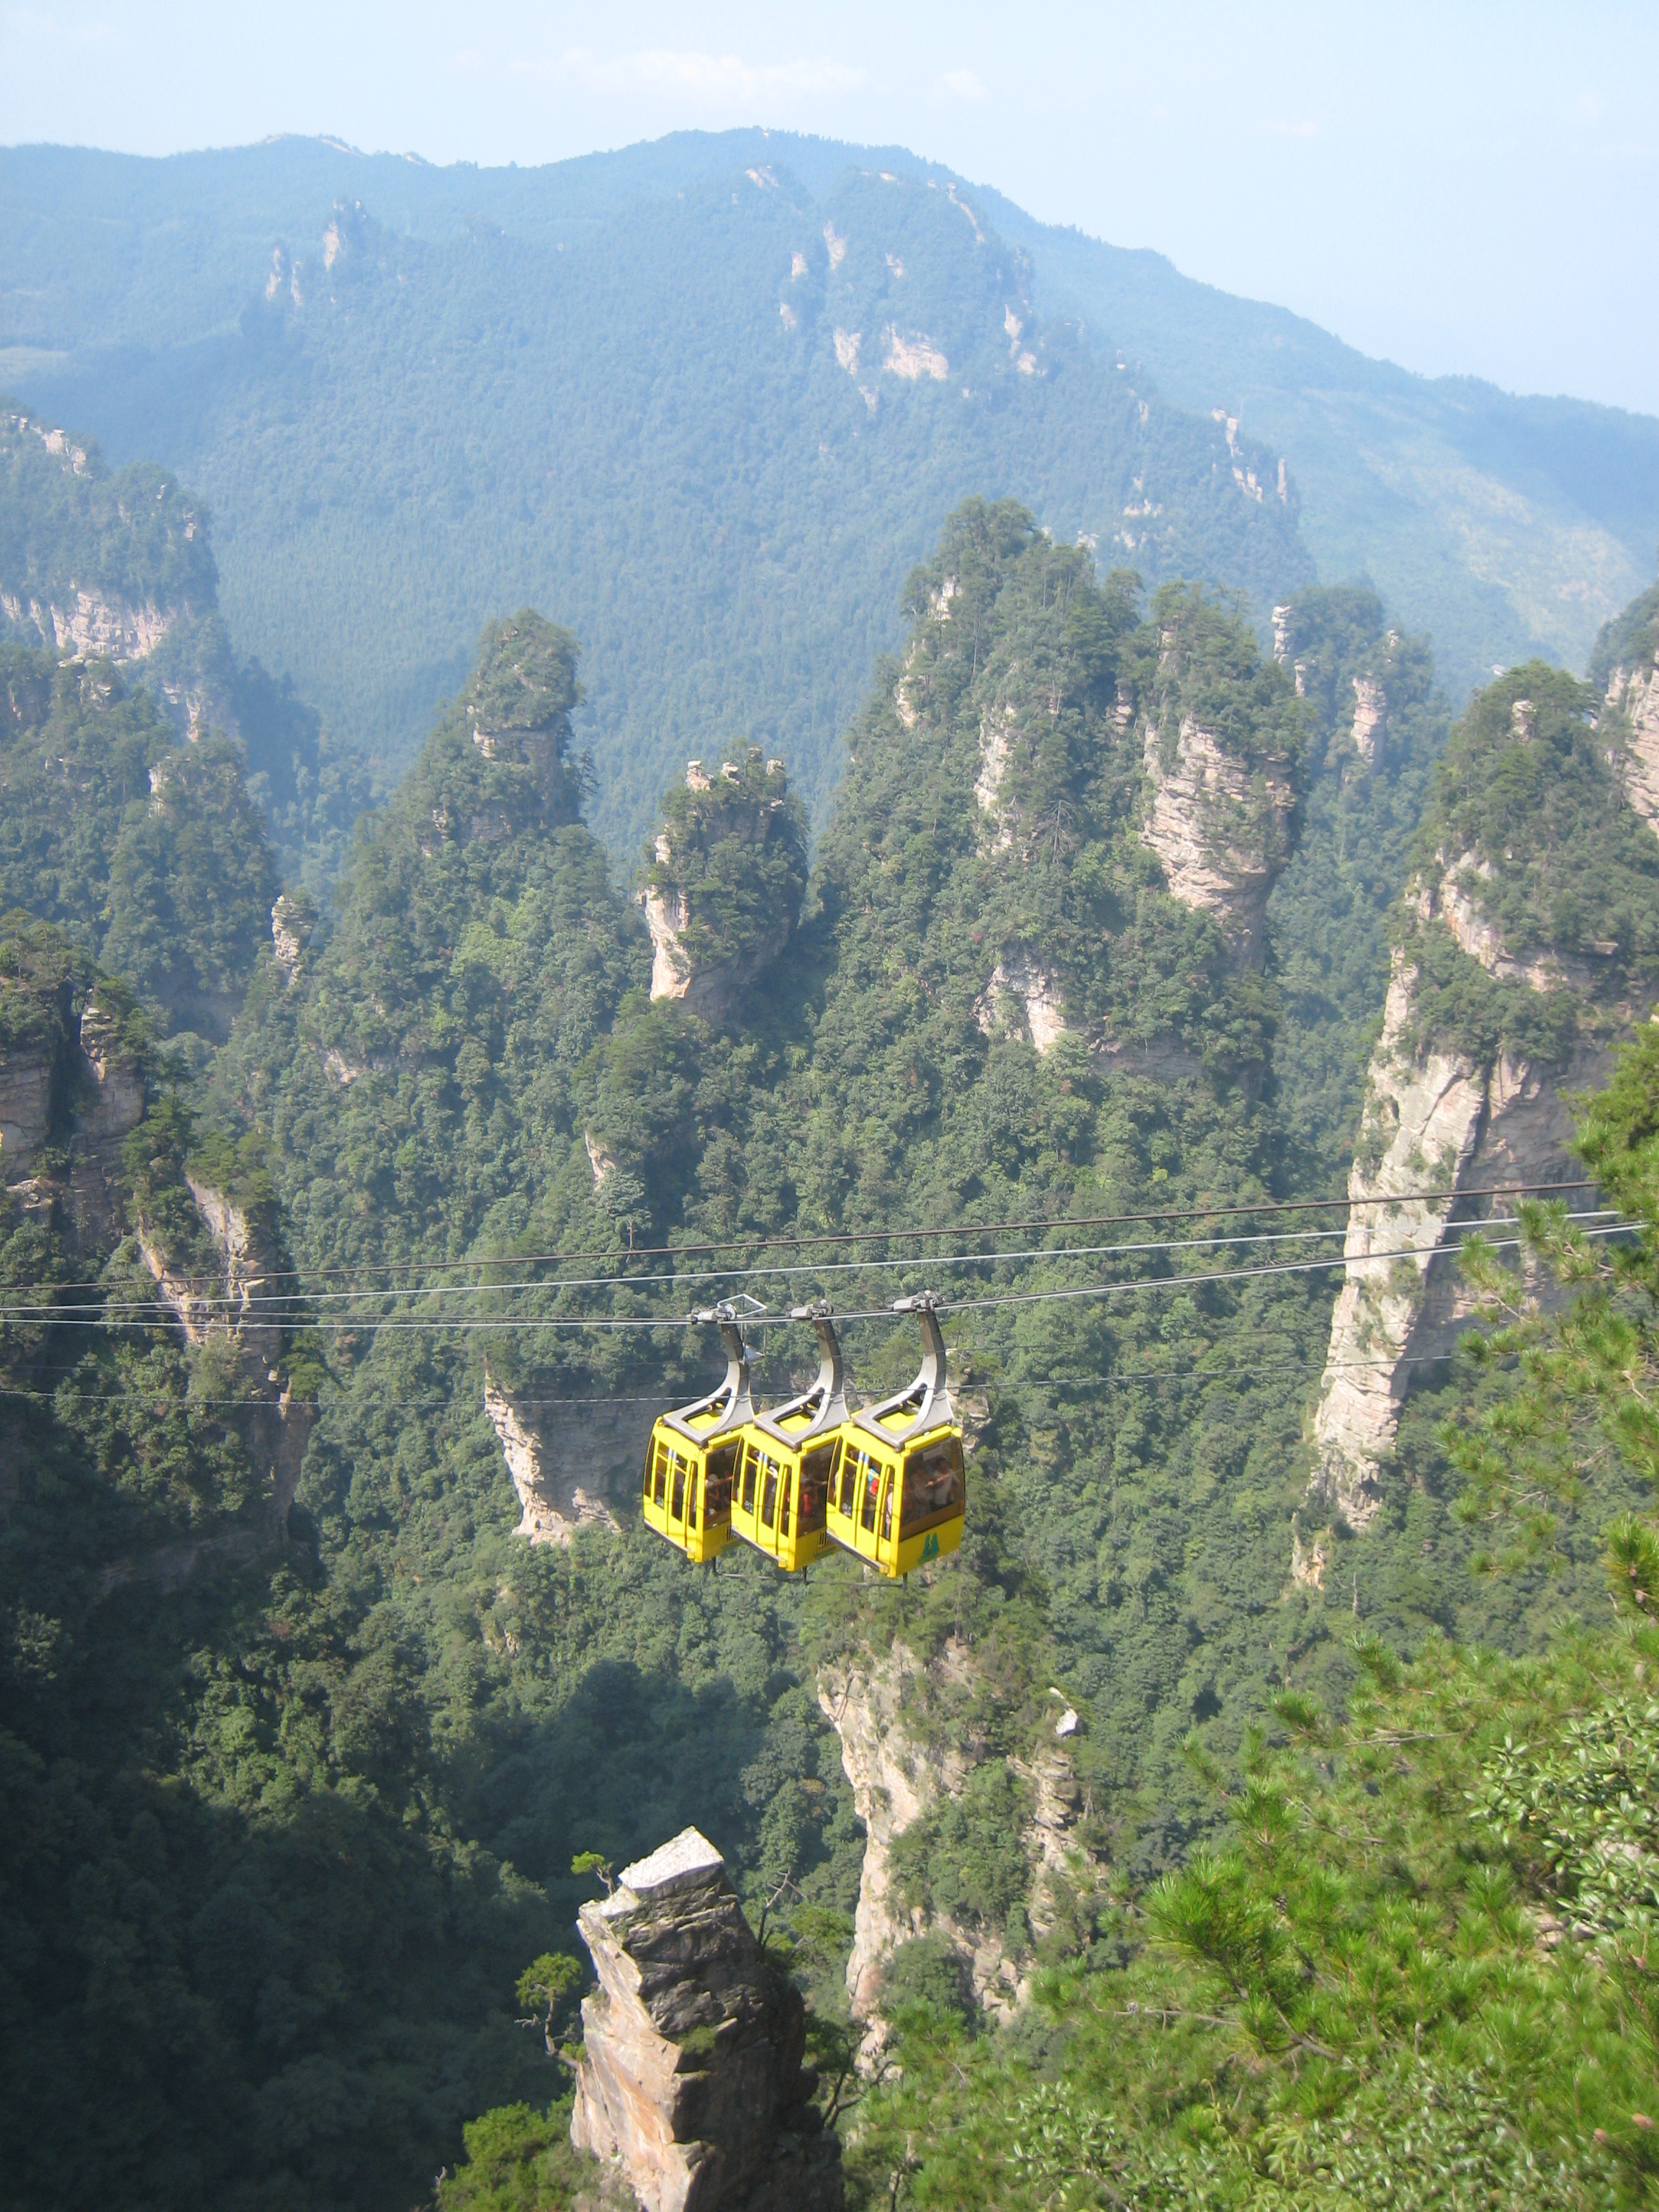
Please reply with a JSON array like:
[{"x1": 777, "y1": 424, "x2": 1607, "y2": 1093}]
[
  {"x1": 137, "y1": 1174, "x2": 279, "y2": 1363},
  {"x1": 1599, "y1": 588, "x2": 1659, "y2": 840},
  {"x1": 972, "y1": 950, "x2": 1068, "y2": 1054},
  {"x1": 1, "y1": 409, "x2": 218, "y2": 721},
  {"x1": 0, "y1": 1044, "x2": 53, "y2": 1174},
  {"x1": 817, "y1": 1647, "x2": 969, "y2": 2023},
  {"x1": 572, "y1": 1827, "x2": 841, "y2": 2212},
  {"x1": 640, "y1": 753, "x2": 806, "y2": 1024},
  {"x1": 817, "y1": 1642, "x2": 1092, "y2": 2038},
  {"x1": 1, "y1": 583, "x2": 175, "y2": 662},
  {"x1": 482, "y1": 1365, "x2": 629, "y2": 1543},
  {"x1": 1306, "y1": 656, "x2": 1654, "y2": 1532},
  {"x1": 1136, "y1": 593, "x2": 1303, "y2": 964},
  {"x1": 1309, "y1": 953, "x2": 1597, "y2": 1530},
  {"x1": 1140, "y1": 717, "x2": 1296, "y2": 962},
  {"x1": 66, "y1": 996, "x2": 146, "y2": 1240}
]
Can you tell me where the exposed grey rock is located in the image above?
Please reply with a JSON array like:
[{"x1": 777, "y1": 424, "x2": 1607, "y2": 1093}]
[
  {"x1": 0, "y1": 1046, "x2": 53, "y2": 1176},
  {"x1": 1140, "y1": 716, "x2": 1295, "y2": 964},
  {"x1": 271, "y1": 895, "x2": 309, "y2": 978},
  {"x1": 1349, "y1": 673, "x2": 1386, "y2": 762},
  {"x1": 819, "y1": 1642, "x2": 1097, "y2": 2044},
  {"x1": 572, "y1": 1827, "x2": 841, "y2": 2212},
  {"x1": 1605, "y1": 651, "x2": 1659, "y2": 842},
  {"x1": 482, "y1": 1364, "x2": 626, "y2": 1545},
  {"x1": 1310, "y1": 952, "x2": 1601, "y2": 1529},
  {"x1": 974, "y1": 951, "x2": 1068, "y2": 1053}
]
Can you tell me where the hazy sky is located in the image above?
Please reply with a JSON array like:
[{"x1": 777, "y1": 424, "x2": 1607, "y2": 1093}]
[{"x1": 5, "y1": 0, "x2": 1655, "y2": 417}]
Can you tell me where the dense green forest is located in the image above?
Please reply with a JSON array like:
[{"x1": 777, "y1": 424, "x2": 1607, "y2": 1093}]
[
  {"x1": 0, "y1": 406, "x2": 372, "y2": 889},
  {"x1": 73, "y1": 161, "x2": 1307, "y2": 855},
  {"x1": 4, "y1": 125, "x2": 1654, "y2": 835},
  {"x1": 4, "y1": 428, "x2": 1659, "y2": 2208},
  {"x1": 0, "y1": 643, "x2": 274, "y2": 1041}
]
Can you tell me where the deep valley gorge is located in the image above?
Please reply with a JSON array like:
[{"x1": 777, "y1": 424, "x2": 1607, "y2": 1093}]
[{"x1": 4, "y1": 125, "x2": 1659, "y2": 2212}]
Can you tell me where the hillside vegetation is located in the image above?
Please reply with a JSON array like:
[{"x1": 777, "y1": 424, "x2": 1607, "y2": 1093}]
[
  {"x1": 5, "y1": 444, "x2": 1659, "y2": 2208},
  {"x1": 6, "y1": 138, "x2": 1297, "y2": 849},
  {"x1": 0, "y1": 406, "x2": 371, "y2": 889},
  {"x1": 4, "y1": 127, "x2": 1654, "y2": 847},
  {"x1": 0, "y1": 644, "x2": 275, "y2": 1040}
]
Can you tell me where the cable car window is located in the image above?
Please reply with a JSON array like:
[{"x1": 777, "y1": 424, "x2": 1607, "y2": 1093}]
[
  {"x1": 686, "y1": 1467, "x2": 699, "y2": 1527},
  {"x1": 835, "y1": 1448, "x2": 858, "y2": 1519},
  {"x1": 880, "y1": 1472, "x2": 894, "y2": 1544},
  {"x1": 741, "y1": 1444, "x2": 758, "y2": 1514},
  {"x1": 798, "y1": 1442, "x2": 834, "y2": 1534},
  {"x1": 760, "y1": 1457, "x2": 780, "y2": 1529},
  {"x1": 778, "y1": 1469, "x2": 792, "y2": 1537},
  {"x1": 899, "y1": 1436, "x2": 966, "y2": 1533},
  {"x1": 860, "y1": 1455, "x2": 883, "y2": 1534},
  {"x1": 670, "y1": 1454, "x2": 686, "y2": 1521},
  {"x1": 642, "y1": 1438, "x2": 656, "y2": 1503},
  {"x1": 704, "y1": 1442, "x2": 738, "y2": 1518},
  {"x1": 653, "y1": 1441, "x2": 670, "y2": 1507}
]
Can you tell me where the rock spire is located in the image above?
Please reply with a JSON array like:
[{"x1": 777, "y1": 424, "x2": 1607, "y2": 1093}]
[{"x1": 571, "y1": 1827, "x2": 841, "y2": 2212}]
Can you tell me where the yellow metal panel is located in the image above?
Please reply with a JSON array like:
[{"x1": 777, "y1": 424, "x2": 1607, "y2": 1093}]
[{"x1": 823, "y1": 1422, "x2": 966, "y2": 1579}]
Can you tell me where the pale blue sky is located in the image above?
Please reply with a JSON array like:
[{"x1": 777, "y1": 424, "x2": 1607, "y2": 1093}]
[{"x1": 4, "y1": 0, "x2": 1655, "y2": 416}]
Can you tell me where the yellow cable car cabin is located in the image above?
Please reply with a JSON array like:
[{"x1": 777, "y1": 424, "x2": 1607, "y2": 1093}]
[
  {"x1": 827, "y1": 1293, "x2": 966, "y2": 1578},
  {"x1": 730, "y1": 1303, "x2": 845, "y2": 1573},
  {"x1": 641, "y1": 1308, "x2": 752, "y2": 1563}
]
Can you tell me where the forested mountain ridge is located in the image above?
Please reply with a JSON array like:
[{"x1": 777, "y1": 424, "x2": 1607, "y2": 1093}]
[
  {"x1": 6, "y1": 406, "x2": 1659, "y2": 2208},
  {"x1": 0, "y1": 643, "x2": 276, "y2": 1043},
  {"x1": 8, "y1": 135, "x2": 1298, "y2": 852},
  {"x1": 1, "y1": 404, "x2": 368, "y2": 887},
  {"x1": 4, "y1": 126, "x2": 1653, "y2": 846},
  {"x1": 1308, "y1": 633, "x2": 1659, "y2": 1535}
]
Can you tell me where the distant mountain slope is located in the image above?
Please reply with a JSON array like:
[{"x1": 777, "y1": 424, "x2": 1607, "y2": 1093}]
[
  {"x1": 0, "y1": 405, "x2": 369, "y2": 887},
  {"x1": 3, "y1": 130, "x2": 1653, "y2": 848},
  {"x1": 992, "y1": 202, "x2": 1659, "y2": 703},
  {"x1": 0, "y1": 137, "x2": 1276, "y2": 853}
]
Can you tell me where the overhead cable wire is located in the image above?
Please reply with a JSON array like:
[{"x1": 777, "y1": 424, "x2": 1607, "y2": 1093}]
[
  {"x1": 5, "y1": 1221, "x2": 1632, "y2": 1340},
  {"x1": 1, "y1": 1179, "x2": 1600, "y2": 1300},
  {"x1": 0, "y1": 1209, "x2": 1620, "y2": 1326},
  {"x1": 0, "y1": 1352, "x2": 1505, "y2": 1413}
]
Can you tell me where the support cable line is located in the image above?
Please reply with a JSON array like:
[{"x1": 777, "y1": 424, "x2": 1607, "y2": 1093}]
[
  {"x1": 0, "y1": 1210, "x2": 1626, "y2": 1330},
  {"x1": 3, "y1": 1208, "x2": 1619, "y2": 1324},
  {"x1": 0, "y1": 1350, "x2": 1542, "y2": 1413},
  {"x1": 0, "y1": 1179, "x2": 1601, "y2": 1301},
  {"x1": 3, "y1": 1219, "x2": 1634, "y2": 1339}
]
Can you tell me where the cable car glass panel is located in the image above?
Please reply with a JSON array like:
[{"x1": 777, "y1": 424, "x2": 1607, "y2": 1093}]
[
  {"x1": 900, "y1": 1435, "x2": 964, "y2": 1536},
  {"x1": 860, "y1": 1454, "x2": 881, "y2": 1534},
  {"x1": 798, "y1": 1441, "x2": 835, "y2": 1535},
  {"x1": 705, "y1": 1440, "x2": 739, "y2": 1524}
]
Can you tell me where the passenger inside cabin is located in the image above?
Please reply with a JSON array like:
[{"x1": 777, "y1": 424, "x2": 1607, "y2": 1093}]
[{"x1": 901, "y1": 1437, "x2": 963, "y2": 1529}]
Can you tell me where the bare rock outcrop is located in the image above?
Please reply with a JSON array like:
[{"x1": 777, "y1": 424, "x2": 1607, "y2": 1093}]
[
  {"x1": 818, "y1": 1643, "x2": 1094, "y2": 2034},
  {"x1": 1141, "y1": 717, "x2": 1295, "y2": 963},
  {"x1": 67, "y1": 998, "x2": 146, "y2": 1238},
  {"x1": 1310, "y1": 953, "x2": 1598, "y2": 1529},
  {"x1": 1349, "y1": 674, "x2": 1387, "y2": 762},
  {"x1": 1604, "y1": 651, "x2": 1659, "y2": 840},
  {"x1": 818, "y1": 1647, "x2": 966, "y2": 2022},
  {"x1": 572, "y1": 1827, "x2": 841, "y2": 2212},
  {"x1": 639, "y1": 754, "x2": 804, "y2": 1024},
  {"x1": 271, "y1": 895, "x2": 312, "y2": 979},
  {"x1": 137, "y1": 1176, "x2": 282, "y2": 1369},
  {"x1": 0, "y1": 1046, "x2": 54, "y2": 1175},
  {"x1": 1, "y1": 583, "x2": 174, "y2": 662},
  {"x1": 974, "y1": 951, "x2": 1068, "y2": 1054},
  {"x1": 482, "y1": 1365, "x2": 627, "y2": 1544}
]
